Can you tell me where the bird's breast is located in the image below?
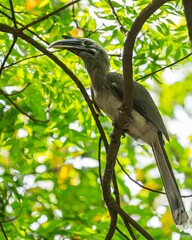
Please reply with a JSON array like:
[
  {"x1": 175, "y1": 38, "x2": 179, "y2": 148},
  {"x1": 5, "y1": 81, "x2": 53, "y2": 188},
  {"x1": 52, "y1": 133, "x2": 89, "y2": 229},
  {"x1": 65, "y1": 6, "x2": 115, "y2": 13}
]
[
  {"x1": 93, "y1": 89, "x2": 121, "y2": 120},
  {"x1": 93, "y1": 89, "x2": 158, "y2": 145}
]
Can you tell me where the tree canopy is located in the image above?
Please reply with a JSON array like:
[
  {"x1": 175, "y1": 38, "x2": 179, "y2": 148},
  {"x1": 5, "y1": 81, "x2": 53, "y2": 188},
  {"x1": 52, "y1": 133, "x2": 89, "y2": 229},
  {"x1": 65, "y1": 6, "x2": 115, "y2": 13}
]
[{"x1": 0, "y1": 0, "x2": 192, "y2": 239}]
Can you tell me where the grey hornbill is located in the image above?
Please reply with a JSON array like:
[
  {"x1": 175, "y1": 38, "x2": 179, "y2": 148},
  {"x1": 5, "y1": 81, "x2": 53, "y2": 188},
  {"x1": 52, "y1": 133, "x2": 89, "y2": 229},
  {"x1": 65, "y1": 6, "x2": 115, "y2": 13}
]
[{"x1": 49, "y1": 36, "x2": 188, "y2": 226}]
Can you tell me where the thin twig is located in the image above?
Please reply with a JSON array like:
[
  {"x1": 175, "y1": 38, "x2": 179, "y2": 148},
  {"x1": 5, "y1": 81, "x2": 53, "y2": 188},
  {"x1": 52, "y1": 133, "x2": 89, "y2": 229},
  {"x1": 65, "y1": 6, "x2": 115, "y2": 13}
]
[
  {"x1": 85, "y1": 25, "x2": 104, "y2": 38},
  {"x1": 123, "y1": 221, "x2": 136, "y2": 240},
  {"x1": 0, "y1": 0, "x2": 18, "y2": 75},
  {"x1": 19, "y1": 0, "x2": 81, "y2": 31},
  {"x1": 72, "y1": 4, "x2": 103, "y2": 37},
  {"x1": 0, "y1": 88, "x2": 49, "y2": 123},
  {"x1": 0, "y1": 3, "x2": 26, "y2": 13},
  {"x1": 8, "y1": 0, "x2": 17, "y2": 28},
  {"x1": 0, "y1": 10, "x2": 49, "y2": 45},
  {"x1": 112, "y1": 171, "x2": 120, "y2": 205},
  {"x1": 118, "y1": 158, "x2": 192, "y2": 198},
  {"x1": 0, "y1": 37, "x2": 17, "y2": 75},
  {"x1": 0, "y1": 223, "x2": 8, "y2": 240},
  {"x1": 107, "y1": 0, "x2": 127, "y2": 33},
  {"x1": 2, "y1": 53, "x2": 45, "y2": 70},
  {"x1": 0, "y1": 205, "x2": 23, "y2": 223},
  {"x1": 116, "y1": 227, "x2": 130, "y2": 240},
  {"x1": 98, "y1": 137, "x2": 103, "y2": 185},
  {"x1": 137, "y1": 52, "x2": 192, "y2": 81},
  {"x1": 117, "y1": 159, "x2": 165, "y2": 195},
  {"x1": 8, "y1": 83, "x2": 31, "y2": 96},
  {"x1": 0, "y1": 3, "x2": 11, "y2": 10},
  {"x1": 2, "y1": 50, "x2": 64, "y2": 70}
]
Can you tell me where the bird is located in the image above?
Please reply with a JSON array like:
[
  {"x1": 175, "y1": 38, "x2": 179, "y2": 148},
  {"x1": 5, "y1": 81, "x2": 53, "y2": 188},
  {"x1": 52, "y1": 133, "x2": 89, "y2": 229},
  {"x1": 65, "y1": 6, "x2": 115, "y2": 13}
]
[{"x1": 48, "y1": 36, "x2": 188, "y2": 226}]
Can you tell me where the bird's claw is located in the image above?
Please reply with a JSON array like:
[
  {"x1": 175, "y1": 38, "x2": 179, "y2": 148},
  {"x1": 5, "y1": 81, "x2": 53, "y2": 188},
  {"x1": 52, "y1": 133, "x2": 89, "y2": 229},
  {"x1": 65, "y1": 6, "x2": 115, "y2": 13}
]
[
  {"x1": 112, "y1": 120, "x2": 126, "y2": 138},
  {"x1": 122, "y1": 131, "x2": 126, "y2": 138},
  {"x1": 112, "y1": 120, "x2": 117, "y2": 128}
]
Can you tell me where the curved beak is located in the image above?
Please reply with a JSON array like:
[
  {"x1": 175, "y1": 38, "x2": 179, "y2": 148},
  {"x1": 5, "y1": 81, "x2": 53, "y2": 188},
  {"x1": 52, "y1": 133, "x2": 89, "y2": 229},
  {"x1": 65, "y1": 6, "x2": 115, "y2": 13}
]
[{"x1": 48, "y1": 36, "x2": 84, "y2": 50}]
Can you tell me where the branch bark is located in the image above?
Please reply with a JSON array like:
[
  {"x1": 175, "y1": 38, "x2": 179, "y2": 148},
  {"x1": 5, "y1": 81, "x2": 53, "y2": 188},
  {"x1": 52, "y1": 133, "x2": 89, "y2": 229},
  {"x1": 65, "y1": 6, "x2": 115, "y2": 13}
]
[
  {"x1": 183, "y1": 0, "x2": 192, "y2": 43},
  {"x1": 102, "y1": 0, "x2": 170, "y2": 239}
]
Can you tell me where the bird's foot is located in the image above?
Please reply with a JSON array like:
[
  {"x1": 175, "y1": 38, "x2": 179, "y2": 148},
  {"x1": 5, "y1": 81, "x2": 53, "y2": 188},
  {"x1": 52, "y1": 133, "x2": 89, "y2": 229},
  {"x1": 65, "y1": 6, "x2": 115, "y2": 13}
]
[
  {"x1": 112, "y1": 120, "x2": 127, "y2": 138},
  {"x1": 112, "y1": 120, "x2": 118, "y2": 128}
]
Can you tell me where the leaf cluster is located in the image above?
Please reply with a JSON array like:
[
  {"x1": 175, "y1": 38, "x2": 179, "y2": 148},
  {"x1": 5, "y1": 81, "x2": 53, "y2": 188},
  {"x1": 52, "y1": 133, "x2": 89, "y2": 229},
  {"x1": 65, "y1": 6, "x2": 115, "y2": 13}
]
[{"x1": 0, "y1": 0, "x2": 192, "y2": 239}]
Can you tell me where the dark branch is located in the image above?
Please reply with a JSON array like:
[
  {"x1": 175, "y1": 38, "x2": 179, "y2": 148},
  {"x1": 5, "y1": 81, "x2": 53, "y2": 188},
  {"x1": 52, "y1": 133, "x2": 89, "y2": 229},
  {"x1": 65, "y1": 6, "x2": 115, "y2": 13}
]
[
  {"x1": 183, "y1": 0, "x2": 192, "y2": 43},
  {"x1": 105, "y1": 210, "x2": 118, "y2": 240},
  {"x1": 111, "y1": 197, "x2": 154, "y2": 240},
  {"x1": 136, "y1": 52, "x2": 192, "y2": 82},
  {"x1": 102, "y1": 1, "x2": 169, "y2": 239},
  {"x1": 0, "y1": 0, "x2": 18, "y2": 74},
  {"x1": 0, "y1": 88, "x2": 49, "y2": 123},
  {"x1": 0, "y1": 3, "x2": 11, "y2": 10},
  {"x1": 116, "y1": 227, "x2": 130, "y2": 240},
  {"x1": 123, "y1": 221, "x2": 136, "y2": 240},
  {"x1": 2, "y1": 54, "x2": 44, "y2": 70},
  {"x1": 0, "y1": 37, "x2": 17, "y2": 75},
  {"x1": 117, "y1": 159, "x2": 165, "y2": 195},
  {"x1": 8, "y1": 83, "x2": 31, "y2": 96},
  {"x1": 19, "y1": 0, "x2": 81, "y2": 31},
  {"x1": 122, "y1": 0, "x2": 170, "y2": 115},
  {"x1": 107, "y1": 0, "x2": 127, "y2": 33},
  {"x1": 0, "y1": 223, "x2": 8, "y2": 240},
  {"x1": 9, "y1": 0, "x2": 17, "y2": 28},
  {"x1": 0, "y1": 10, "x2": 49, "y2": 45}
]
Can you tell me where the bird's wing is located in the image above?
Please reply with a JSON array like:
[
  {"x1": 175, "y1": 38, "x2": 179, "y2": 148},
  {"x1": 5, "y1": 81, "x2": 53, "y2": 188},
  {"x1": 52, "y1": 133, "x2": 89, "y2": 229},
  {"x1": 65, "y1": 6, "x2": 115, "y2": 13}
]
[
  {"x1": 106, "y1": 72, "x2": 169, "y2": 141},
  {"x1": 105, "y1": 72, "x2": 124, "y2": 102}
]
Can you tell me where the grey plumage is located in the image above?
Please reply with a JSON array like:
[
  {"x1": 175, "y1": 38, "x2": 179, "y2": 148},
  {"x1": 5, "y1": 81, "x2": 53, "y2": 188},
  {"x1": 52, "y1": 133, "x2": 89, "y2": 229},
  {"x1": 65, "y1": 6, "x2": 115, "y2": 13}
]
[{"x1": 49, "y1": 37, "x2": 188, "y2": 226}]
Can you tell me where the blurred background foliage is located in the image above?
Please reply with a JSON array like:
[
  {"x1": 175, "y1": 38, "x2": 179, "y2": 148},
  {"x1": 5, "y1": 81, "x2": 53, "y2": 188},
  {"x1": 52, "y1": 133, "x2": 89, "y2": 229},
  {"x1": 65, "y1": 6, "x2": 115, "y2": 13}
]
[{"x1": 0, "y1": 0, "x2": 192, "y2": 239}]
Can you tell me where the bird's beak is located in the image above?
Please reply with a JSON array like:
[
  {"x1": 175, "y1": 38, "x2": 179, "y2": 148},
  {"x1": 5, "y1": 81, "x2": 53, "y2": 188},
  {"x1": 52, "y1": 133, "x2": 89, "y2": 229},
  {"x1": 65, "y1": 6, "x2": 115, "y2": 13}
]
[{"x1": 48, "y1": 37, "x2": 84, "y2": 50}]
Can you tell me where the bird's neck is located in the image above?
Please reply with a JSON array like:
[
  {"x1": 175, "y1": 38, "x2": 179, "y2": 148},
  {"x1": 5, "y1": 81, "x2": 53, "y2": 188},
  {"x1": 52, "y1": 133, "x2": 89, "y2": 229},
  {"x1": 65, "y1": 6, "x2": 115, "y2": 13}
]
[
  {"x1": 88, "y1": 68, "x2": 108, "y2": 91},
  {"x1": 84, "y1": 62, "x2": 110, "y2": 91}
]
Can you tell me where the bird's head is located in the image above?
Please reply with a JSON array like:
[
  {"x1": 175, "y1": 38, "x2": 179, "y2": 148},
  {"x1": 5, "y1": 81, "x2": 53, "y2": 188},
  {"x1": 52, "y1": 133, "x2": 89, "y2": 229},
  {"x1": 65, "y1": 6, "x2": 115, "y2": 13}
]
[{"x1": 48, "y1": 36, "x2": 110, "y2": 77}]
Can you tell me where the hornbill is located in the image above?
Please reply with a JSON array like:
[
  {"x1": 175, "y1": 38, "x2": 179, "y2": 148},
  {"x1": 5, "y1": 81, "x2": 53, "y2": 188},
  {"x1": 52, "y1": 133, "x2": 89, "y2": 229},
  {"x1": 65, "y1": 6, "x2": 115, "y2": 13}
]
[{"x1": 49, "y1": 36, "x2": 188, "y2": 226}]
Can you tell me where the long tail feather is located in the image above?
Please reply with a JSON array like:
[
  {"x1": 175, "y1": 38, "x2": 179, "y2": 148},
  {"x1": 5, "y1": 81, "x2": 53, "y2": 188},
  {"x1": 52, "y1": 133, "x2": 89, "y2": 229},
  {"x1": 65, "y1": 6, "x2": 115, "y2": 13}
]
[{"x1": 151, "y1": 134, "x2": 188, "y2": 226}]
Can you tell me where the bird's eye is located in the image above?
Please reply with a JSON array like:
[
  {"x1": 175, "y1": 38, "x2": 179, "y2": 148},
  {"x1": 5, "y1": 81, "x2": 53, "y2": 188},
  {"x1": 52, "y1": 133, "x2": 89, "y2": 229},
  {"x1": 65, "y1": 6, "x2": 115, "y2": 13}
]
[{"x1": 84, "y1": 40, "x2": 92, "y2": 46}]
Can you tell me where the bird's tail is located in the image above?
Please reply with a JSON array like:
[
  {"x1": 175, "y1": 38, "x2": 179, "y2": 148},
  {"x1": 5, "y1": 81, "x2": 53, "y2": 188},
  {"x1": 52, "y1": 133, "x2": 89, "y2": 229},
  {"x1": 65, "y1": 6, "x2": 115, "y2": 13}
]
[{"x1": 151, "y1": 134, "x2": 188, "y2": 226}]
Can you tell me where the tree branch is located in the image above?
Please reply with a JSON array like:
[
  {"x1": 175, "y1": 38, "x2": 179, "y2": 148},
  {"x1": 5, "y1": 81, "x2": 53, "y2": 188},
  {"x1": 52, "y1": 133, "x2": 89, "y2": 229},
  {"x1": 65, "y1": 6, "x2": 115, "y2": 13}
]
[
  {"x1": 137, "y1": 52, "x2": 192, "y2": 81},
  {"x1": 0, "y1": 37, "x2": 17, "y2": 75},
  {"x1": 0, "y1": 0, "x2": 18, "y2": 74},
  {"x1": 102, "y1": 1, "x2": 170, "y2": 239},
  {"x1": 107, "y1": 0, "x2": 127, "y2": 33},
  {"x1": 19, "y1": 0, "x2": 81, "y2": 31},
  {"x1": 0, "y1": 88, "x2": 49, "y2": 123},
  {"x1": 7, "y1": 83, "x2": 31, "y2": 96},
  {"x1": 183, "y1": 0, "x2": 192, "y2": 43},
  {"x1": 122, "y1": 0, "x2": 169, "y2": 114},
  {"x1": 1, "y1": 53, "x2": 45, "y2": 70},
  {"x1": 0, "y1": 223, "x2": 8, "y2": 240},
  {"x1": 0, "y1": 10, "x2": 49, "y2": 45},
  {"x1": 8, "y1": 0, "x2": 17, "y2": 28},
  {"x1": 111, "y1": 197, "x2": 154, "y2": 240}
]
